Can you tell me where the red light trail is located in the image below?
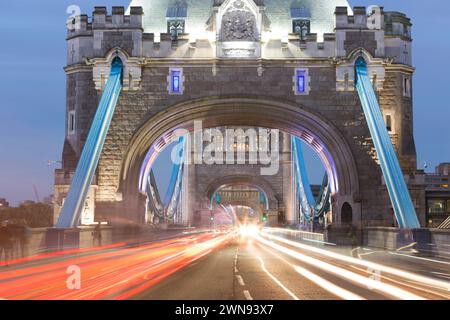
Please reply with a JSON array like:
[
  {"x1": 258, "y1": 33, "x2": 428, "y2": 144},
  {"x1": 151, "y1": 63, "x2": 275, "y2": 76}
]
[{"x1": 0, "y1": 231, "x2": 234, "y2": 300}]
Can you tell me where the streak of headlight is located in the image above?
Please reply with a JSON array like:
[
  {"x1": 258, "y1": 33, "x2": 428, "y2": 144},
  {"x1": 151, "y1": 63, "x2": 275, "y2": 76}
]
[
  {"x1": 293, "y1": 265, "x2": 365, "y2": 300},
  {"x1": 264, "y1": 227, "x2": 323, "y2": 237},
  {"x1": 261, "y1": 231, "x2": 450, "y2": 292},
  {"x1": 256, "y1": 235, "x2": 425, "y2": 300},
  {"x1": 255, "y1": 256, "x2": 299, "y2": 300},
  {"x1": 388, "y1": 252, "x2": 450, "y2": 266},
  {"x1": 301, "y1": 238, "x2": 336, "y2": 246},
  {"x1": 257, "y1": 244, "x2": 364, "y2": 300},
  {"x1": 349, "y1": 266, "x2": 450, "y2": 300}
]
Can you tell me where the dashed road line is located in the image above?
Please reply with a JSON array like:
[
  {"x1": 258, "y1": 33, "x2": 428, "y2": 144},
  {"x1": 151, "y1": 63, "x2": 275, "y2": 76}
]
[
  {"x1": 234, "y1": 247, "x2": 239, "y2": 273},
  {"x1": 243, "y1": 290, "x2": 253, "y2": 300},
  {"x1": 235, "y1": 275, "x2": 245, "y2": 286}
]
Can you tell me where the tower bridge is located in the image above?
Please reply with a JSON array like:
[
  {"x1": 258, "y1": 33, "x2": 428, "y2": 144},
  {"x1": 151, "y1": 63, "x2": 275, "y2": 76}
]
[
  {"x1": 4, "y1": 0, "x2": 450, "y2": 303},
  {"x1": 54, "y1": 0, "x2": 424, "y2": 231}
]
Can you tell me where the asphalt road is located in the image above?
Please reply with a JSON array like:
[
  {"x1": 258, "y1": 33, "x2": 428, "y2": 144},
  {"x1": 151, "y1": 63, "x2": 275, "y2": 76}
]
[
  {"x1": 0, "y1": 229, "x2": 449, "y2": 300},
  {"x1": 132, "y1": 233, "x2": 450, "y2": 300}
]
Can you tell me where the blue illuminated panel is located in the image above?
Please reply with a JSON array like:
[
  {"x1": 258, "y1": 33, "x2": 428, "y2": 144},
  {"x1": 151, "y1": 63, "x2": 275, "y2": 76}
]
[
  {"x1": 296, "y1": 69, "x2": 307, "y2": 94},
  {"x1": 171, "y1": 70, "x2": 181, "y2": 93}
]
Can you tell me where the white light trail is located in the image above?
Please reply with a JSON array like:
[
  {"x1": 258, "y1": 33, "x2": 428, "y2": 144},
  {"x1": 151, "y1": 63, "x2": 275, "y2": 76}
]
[
  {"x1": 293, "y1": 265, "x2": 365, "y2": 300},
  {"x1": 350, "y1": 266, "x2": 450, "y2": 300},
  {"x1": 301, "y1": 238, "x2": 337, "y2": 246},
  {"x1": 389, "y1": 252, "x2": 450, "y2": 266},
  {"x1": 260, "y1": 231, "x2": 450, "y2": 292},
  {"x1": 257, "y1": 235, "x2": 425, "y2": 300}
]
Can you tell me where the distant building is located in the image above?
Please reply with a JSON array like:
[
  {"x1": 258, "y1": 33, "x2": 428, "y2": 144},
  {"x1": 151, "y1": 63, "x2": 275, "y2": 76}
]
[
  {"x1": 0, "y1": 198, "x2": 9, "y2": 209},
  {"x1": 20, "y1": 200, "x2": 37, "y2": 207},
  {"x1": 425, "y1": 163, "x2": 450, "y2": 227},
  {"x1": 42, "y1": 195, "x2": 54, "y2": 206}
]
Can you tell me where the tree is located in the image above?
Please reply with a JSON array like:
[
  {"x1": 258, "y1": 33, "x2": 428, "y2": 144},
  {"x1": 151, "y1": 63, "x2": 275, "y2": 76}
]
[
  {"x1": 0, "y1": 202, "x2": 53, "y2": 228},
  {"x1": 0, "y1": 198, "x2": 9, "y2": 209}
]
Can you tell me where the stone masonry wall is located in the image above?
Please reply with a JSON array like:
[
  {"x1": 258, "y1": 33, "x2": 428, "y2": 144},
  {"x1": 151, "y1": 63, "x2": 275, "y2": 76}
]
[
  {"x1": 58, "y1": 6, "x2": 423, "y2": 227},
  {"x1": 90, "y1": 62, "x2": 386, "y2": 225}
]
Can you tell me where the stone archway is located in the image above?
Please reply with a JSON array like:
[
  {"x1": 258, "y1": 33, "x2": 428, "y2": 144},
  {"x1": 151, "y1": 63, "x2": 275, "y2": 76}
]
[
  {"x1": 119, "y1": 96, "x2": 361, "y2": 223},
  {"x1": 205, "y1": 175, "x2": 278, "y2": 211}
]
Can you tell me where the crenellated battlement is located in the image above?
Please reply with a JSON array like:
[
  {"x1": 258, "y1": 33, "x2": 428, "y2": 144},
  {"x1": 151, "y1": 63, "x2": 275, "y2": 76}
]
[
  {"x1": 67, "y1": 6, "x2": 143, "y2": 38},
  {"x1": 65, "y1": 5, "x2": 413, "y2": 65},
  {"x1": 66, "y1": 7, "x2": 144, "y2": 66},
  {"x1": 335, "y1": 6, "x2": 371, "y2": 30},
  {"x1": 277, "y1": 33, "x2": 336, "y2": 59}
]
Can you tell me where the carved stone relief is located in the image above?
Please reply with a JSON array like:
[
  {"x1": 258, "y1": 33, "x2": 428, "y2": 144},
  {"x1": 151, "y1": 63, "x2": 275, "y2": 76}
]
[{"x1": 220, "y1": 0, "x2": 257, "y2": 41}]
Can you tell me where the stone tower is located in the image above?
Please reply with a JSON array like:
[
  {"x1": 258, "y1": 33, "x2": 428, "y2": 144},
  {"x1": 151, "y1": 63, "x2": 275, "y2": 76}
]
[{"x1": 54, "y1": 1, "x2": 425, "y2": 228}]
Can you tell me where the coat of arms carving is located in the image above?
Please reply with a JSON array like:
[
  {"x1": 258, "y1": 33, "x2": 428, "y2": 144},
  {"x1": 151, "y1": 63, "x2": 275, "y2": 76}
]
[{"x1": 220, "y1": 1, "x2": 257, "y2": 41}]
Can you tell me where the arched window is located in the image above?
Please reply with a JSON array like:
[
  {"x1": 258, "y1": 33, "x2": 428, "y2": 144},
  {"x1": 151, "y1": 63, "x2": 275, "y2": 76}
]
[{"x1": 341, "y1": 202, "x2": 353, "y2": 224}]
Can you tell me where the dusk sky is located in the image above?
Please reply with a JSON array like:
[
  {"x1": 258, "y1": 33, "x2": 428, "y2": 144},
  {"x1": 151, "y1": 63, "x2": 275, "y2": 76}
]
[{"x1": 0, "y1": 0, "x2": 449, "y2": 205}]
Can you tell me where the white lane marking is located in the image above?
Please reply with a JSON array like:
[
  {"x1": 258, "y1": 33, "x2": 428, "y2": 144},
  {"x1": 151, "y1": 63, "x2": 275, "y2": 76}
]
[
  {"x1": 257, "y1": 235, "x2": 425, "y2": 300},
  {"x1": 234, "y1": 247, "x2": 239, "y2": 273},
  {"x1": 293, "y1": 265, "x2": 365, "y2": 300},
  {"x1": 358, "y1": 251, "x2": 385, "y2": 257},
  {"x1": 351, "y1": 247, "x2": 361, "y2": 258},
  {"x1": 235, "y1": 275, "x2": 245, "y2": 286},
  {"x1": 260, "y1": 232, "x2": 450, "y2": 292},
  {"x1": 388, "y1": 252, "x2": 450, "y2": 266},
  {"x1": 396, "y1": 242, "x2": 417, "y2": 252},
  {"x1": 255, "y1": 256, "x2": 299, "y2": 300},
  {"x1": 243, "y1": 290, "x2": 253, "y2": 300}
]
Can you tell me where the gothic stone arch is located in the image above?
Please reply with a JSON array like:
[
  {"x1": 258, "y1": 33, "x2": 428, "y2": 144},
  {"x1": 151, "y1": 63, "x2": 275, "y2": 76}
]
[
  {"x1": 205, "y1": 175, "x2": 278, "y2": 211},
  {"x1": 118, "y1": 96, "x2": 361, "y2": 225}
]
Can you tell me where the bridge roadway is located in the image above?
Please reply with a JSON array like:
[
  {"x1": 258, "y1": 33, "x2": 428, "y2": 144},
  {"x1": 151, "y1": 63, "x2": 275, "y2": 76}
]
[{"x1": 0, "y1": 228, "x2": 449, "y2": 300}]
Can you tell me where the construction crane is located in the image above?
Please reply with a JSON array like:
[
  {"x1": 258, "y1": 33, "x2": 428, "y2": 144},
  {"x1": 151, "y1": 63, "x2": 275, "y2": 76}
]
[{"x1": 32, "y1": 185, "x2": 40, "y2": 203}]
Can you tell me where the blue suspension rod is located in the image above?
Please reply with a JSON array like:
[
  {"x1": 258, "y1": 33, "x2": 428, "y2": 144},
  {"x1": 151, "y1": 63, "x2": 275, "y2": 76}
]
[
  {"x1": 146, "y1": 170, "x2": 164, "y2": 218},
  {"x1": 292, "y1": 136, "x2": 316, "y2": 220},
  {"x1": 292, "y1": 136, "x2": 331, "y2": 220},
  {"x1": 163, "y1": 136, "x2": 186, "y2": 207},
  {"x1": 56, "y1": 58, "x2": 123, "y2": 228},
  {"x1": 314, "y1": 174, "x2": 330, "y2": 218},
  {"x1": 163, "y1": 136, "x2": 186, "y2": 219},
  {"x1": 355, "y1": 57, "x2": 420, "y2": 229},
  {"x1": 144, "y1": 136, "x2": 187, "y2": 222}
]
